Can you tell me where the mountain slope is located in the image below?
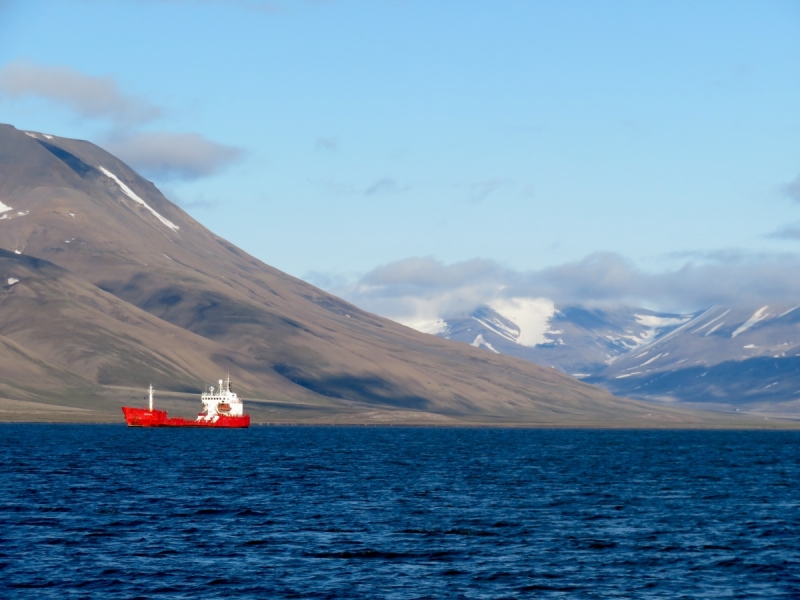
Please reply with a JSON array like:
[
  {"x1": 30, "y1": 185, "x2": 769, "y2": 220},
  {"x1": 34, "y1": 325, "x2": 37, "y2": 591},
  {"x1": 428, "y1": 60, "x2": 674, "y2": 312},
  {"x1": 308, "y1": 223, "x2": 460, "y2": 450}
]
[
  {"x1": 0, "y1": 123, "x2": 776, "y2": 426},
  {"x1": 589, "y1": 305, "x2": 800, "y2": 413},
  {"x1": 0, "y1": 249, "x2": 306, "y2": 396}
]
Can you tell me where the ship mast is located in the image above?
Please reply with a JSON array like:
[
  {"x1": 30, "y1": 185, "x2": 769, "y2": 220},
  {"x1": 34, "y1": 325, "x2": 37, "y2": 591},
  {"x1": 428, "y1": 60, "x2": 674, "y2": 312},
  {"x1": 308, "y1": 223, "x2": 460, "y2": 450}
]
[{"x1": 149, "y1": 384, "x2": 154, "y2": 411}]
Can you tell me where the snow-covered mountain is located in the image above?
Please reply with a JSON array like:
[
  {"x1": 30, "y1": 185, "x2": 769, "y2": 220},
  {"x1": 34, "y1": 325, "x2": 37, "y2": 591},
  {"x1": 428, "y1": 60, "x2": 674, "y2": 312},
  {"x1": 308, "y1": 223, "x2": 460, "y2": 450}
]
[
  {"x1": 588, "y1": 305, "x2": 800, "y2": 412},
  {"x1": 436, "y1": 301, "x2": 800, "y2": 415},
  {"x1": 440, "y1": 303, "x2": 695, "y2": 376}
]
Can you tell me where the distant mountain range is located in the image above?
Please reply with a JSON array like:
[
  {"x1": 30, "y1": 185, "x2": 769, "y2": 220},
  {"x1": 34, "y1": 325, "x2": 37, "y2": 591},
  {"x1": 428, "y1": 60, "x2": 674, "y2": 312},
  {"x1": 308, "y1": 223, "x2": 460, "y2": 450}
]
[
  {"x1": 436, "y1": 303, "x2": 800, "y2": 416},
  {"x1": 1, "y1": 122, "x2": 735, "y2": 427}
]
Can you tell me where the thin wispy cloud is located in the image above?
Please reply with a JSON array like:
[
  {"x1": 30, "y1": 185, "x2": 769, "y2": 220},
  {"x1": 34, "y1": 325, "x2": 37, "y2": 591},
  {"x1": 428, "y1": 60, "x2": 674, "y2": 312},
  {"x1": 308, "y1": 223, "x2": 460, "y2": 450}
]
[
  {"x1": 783, "y1": 174, "x2": 800, "y2": 203},
  {"x1": 314, "y1": 176, "x2": 411, "y2": 196},
  {"x1": 0, "y1": 61, "x2": 161, "y2": 126},
  {"x1": 768, "y1": 224, "x2": 800, "y2": 241},
  {"x1": 159, "y1": 185, "x2": 220, "y2": 209},
  {"x1": 177, "y1": 196, "x2": 219, "y2": 209},
  {"x1": 315, "y1": 136, "x2": 338, "y2": 152},
  {"x1": 314, "y1": 178, "x2": 358, "y2": 196},
  {"x1": 364, "y1": 177, "x2": 410, "y2": 196},
  {"x1": 461, "y1": 179, "x2": 511, "y2": 204},
  {"x1": 767, "y1": 175, "x2": 800, "y2": 238}
]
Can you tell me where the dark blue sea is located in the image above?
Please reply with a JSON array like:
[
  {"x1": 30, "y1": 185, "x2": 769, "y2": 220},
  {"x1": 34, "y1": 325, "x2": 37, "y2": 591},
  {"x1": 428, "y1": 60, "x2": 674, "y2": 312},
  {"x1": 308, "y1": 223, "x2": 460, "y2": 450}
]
[{"x1": 1, "y1": 426, "x2": 798, "y2": 598}]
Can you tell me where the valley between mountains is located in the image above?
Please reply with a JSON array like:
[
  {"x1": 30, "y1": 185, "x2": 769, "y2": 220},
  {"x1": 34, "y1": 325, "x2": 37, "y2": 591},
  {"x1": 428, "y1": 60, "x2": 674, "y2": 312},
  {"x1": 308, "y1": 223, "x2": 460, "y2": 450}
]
[{"x1": 0, "y1": 124, "x2": 790, "y2": 427}]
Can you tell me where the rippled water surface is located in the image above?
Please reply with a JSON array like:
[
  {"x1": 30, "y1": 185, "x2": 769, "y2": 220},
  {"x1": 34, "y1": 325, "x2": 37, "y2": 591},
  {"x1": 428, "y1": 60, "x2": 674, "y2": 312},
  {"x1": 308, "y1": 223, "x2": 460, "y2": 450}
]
[{"x1": 1, "y1": 425, "x2": 799, "y2": 598}]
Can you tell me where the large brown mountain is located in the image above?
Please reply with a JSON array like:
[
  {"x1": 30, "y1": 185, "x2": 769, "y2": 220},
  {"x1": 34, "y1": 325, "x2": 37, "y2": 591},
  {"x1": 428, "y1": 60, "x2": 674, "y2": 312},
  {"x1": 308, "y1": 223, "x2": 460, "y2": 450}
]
[{"x1": 0, "y1": 124, "x2": 771, "y2": 426}]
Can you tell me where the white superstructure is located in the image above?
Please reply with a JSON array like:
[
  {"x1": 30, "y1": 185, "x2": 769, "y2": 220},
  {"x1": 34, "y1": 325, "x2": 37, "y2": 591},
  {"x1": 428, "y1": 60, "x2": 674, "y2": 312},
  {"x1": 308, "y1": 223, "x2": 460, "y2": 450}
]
[{"x1": 198, "y1": 374, "x2": 244, "y2": 422}]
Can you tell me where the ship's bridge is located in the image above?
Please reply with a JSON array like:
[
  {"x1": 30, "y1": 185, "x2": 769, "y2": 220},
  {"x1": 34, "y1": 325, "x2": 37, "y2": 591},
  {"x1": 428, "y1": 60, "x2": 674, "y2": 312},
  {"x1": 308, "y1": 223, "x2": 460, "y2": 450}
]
[{"x1": 198, "y1": 375, "x2": 244, "y2": 419}]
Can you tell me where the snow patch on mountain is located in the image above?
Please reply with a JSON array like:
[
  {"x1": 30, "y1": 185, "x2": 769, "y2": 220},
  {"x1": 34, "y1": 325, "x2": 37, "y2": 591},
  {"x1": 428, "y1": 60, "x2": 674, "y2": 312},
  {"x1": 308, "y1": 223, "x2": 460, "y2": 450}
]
[
  {"x1": 640, "y1": 353, "x2": 663, "y2": 366},
  {"x1": 99, "y1": 166, "x2": 180, "y2": 231},
  {"x1": 488, "y1": 297, "x2": 555, "y2": 346},
  {"x1": 471, "y1": 333, "x2": 499, "y2": 353},
  {"x1": 634, "y1": 314, "x2": 692, "y2": 328},
  {"x1": 692, "y1": 309, "x2": 730, "y2": 333},
  {"x1": 0, "y1": 202, "x2": 12, "y2": 214},
  {"x1": 641, "y1": 308, "x2": 715, "y2": 349},
  {"x1": 472, "y1": 313, "x2": 520, "y2": 344},
  {"x1": 600, "y1": 312, "x2": 694, "y2": 358},
  {"x1": 731, "y1": 306, "x2": 769, "y2": 338},
  {"x1": 7, "y1": 278, "x2": 19, "y2": 286},
  {"x1": 616, "y1": 372, "x2": 642, "y2": 379}
]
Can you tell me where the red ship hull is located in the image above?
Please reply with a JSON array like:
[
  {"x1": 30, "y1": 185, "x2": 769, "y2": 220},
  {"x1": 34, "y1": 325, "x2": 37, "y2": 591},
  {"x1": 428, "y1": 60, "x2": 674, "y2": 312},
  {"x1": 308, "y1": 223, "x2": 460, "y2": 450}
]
[{"x1": 122, "y1": 407, "x2": 250, "y2": 428}]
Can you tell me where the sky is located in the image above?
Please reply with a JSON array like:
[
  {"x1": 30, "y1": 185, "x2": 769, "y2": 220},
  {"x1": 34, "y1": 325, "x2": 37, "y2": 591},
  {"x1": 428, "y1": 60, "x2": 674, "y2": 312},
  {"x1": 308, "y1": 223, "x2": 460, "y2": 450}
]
[{"x1": 1, "y1": 0, "x2": 800, "y2": 326}]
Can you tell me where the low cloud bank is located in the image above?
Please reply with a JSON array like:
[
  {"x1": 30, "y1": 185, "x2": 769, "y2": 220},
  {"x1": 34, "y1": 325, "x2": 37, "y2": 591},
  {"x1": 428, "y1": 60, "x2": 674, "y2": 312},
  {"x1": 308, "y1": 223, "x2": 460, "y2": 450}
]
[{"x1": 327, "y1": 252, "x2": 800, "y2": 329}]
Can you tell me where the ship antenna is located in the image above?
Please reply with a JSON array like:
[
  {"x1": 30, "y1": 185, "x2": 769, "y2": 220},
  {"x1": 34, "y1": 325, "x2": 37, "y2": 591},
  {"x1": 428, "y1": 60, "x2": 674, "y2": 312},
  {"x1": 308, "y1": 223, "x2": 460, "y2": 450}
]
[{"x1": 149, "y1": 383, "x2": 154, "y2": 412}]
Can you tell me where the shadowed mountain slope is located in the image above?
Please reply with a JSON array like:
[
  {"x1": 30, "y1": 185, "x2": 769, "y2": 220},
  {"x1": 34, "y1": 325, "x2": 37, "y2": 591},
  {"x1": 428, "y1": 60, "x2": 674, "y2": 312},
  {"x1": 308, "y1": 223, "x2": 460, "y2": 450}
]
[
  {"x1": 0, "y1": 124, "x2": 780, "y2": 426},
  {"x1": 587, "y1": 305, "x2": 800, "y2": 414}
]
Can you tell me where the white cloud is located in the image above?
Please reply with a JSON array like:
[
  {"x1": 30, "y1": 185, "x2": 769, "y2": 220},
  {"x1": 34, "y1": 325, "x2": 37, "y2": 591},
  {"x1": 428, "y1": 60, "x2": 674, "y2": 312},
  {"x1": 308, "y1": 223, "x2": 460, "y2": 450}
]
[
  {"x1": 0, "y1": 61, "x2": 242, "y2": 182},
  {"x1": 104, "y1": 132, "x2": 243, "y2": 181},
  {"x1": 329, "y1": 257, "x2": 516, "y2": 335},
  {"x1": 0, "y1": 61, "x2": 161, "y2": 126}
]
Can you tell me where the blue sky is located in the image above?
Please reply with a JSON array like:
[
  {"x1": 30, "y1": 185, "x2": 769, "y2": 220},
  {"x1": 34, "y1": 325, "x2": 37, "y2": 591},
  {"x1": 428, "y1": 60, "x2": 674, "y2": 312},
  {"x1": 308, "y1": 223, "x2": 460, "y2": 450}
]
[{"x1": 1, "y1": 0, "x2": 800, "y2": 318}]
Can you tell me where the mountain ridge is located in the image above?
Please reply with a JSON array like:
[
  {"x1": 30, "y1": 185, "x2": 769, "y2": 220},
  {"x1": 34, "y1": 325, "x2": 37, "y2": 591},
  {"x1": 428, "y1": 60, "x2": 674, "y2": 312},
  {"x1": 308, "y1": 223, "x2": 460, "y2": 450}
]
[{"x1": 433, "y1": 300, "x2": 800, "y2": 417}]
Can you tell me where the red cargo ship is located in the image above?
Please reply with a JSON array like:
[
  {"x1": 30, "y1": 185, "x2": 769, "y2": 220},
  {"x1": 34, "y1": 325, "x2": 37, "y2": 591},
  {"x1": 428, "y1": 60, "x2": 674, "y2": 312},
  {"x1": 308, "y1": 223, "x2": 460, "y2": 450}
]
[{"x1": 122, "y1": 375, "x2": 250, "y2": 428}]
